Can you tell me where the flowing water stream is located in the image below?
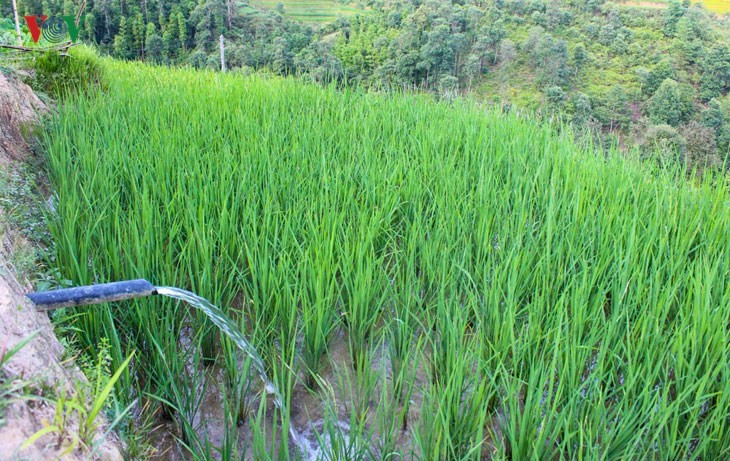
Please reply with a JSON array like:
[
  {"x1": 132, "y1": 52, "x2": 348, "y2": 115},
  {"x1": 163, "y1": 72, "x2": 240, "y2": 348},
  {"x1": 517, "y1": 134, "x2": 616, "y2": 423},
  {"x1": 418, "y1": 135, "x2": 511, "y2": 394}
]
[{"x1": 155, "y1": 287, "x2": 308, "y2": 456}]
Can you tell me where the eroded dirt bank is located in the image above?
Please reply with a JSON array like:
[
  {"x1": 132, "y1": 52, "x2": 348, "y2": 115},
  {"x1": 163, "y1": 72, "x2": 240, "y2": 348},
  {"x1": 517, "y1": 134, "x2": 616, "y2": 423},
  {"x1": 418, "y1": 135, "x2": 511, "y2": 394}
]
[{"x1": 0, "y1": 70, "x2": 123, "y2": 461}]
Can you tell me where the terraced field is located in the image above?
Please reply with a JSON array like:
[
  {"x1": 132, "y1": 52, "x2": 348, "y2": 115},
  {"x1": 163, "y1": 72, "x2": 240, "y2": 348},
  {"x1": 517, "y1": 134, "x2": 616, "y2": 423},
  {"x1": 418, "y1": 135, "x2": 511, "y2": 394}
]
[
  {"x1": 701, "y1": 0, "x2": 730, "y2": 13},
  {"x1": 622, "y1": 0, "x2": 730, "y2": 13},
  {"x1": 43, "y1": 58, "x2": 730, "y2": 460},
  {"x1": 250, "y1": 0, "x2": 363, "y2": 22}
]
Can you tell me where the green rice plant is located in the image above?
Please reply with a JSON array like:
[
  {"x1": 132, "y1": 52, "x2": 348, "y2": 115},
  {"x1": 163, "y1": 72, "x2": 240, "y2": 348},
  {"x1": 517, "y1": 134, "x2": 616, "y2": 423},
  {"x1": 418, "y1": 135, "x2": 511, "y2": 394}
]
[
  {"x1": 249, "y1": 385, "x2": 295, "y2": 461},
  {"x1": 269, "y1": 335, "x2": 299, "y2": 460},
  {"x1": 378, "y1": 333, "x2": 422, "y2": 457},
  {"x1": 416, "y1": 292, "x2": 495, "y2": 460},
  {"x1": 312, "y1": 371, "x2": 377, "y2": 461},
  {"x1": 250, "y1": 400, "x2": 270, "y2": 460},
  {"x1": 338, "y1": 186, "x2": 400, "y2": 371},
  {"x1": 146, "y1": 327, "x2": 209, "y2": 453},
  {"x1": 247, "y1": 307, "x2": 299, "y2": 461},
  {"x1": 241, "y1": 238, "x2": 299, "y2": 373},
  {"x1": 298, "y1": 212, "x2": 343, "y2": 388},
  {"x1": 217, "y1": 387, "x2": 248, "y2": 461},
  {"x1": 345, "y1": 339, "x2": 380, "y2": 425},
  {"x1": 417, "y1": 373, "x2": 492, "y2": 461},
  {"x1": 117, "y1": 399, "x2": 159, "y2": 460},
  {"x1": 132, "y1": 299, "x2": 189, "y2": 419},
  {"x1": 385, "y1": 226, "x2": 423, "y2": 415},
  {"x1": 222, "y1": 336, "x2": 254, "y2": 427},
  {"x1": 338, "y1": 234, "x2": 389, "y2": 372},
  {"x1": 273, "y1": 263, "x2": 301, "y2": 359}
]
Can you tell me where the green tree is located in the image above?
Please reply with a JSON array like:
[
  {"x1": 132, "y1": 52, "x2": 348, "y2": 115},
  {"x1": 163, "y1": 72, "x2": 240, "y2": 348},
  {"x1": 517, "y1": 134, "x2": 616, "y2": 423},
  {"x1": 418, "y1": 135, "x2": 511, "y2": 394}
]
[
  {"x1": 438, "y1": 75, "x2": 459, "y2": 97},
  {"x1": 272, "y1": 36, "x2": 292, "y2": 75},
  {"x1": 113, "y1": 17, "x2": 133, "y2": 59},
  {"x1": 479, "y1": 15, "x2": 505, "y2": 65},
  {"x1": 498, "y1": 39, "x2": 516, "y2": 66},
  {"x1": 145, "y1": 23, "x2": 165, "y2": 63},
  {"x1": 663, "y1": 0, "x2": 686, "y2": 37},
  {"x1": 702, "y1": 99, "x2": 725, "y2": 132},
  {"x1": 527, "y1": 29, "x2": 570, "y2": 87},
  {"x1": 188, "y1": 49, "x2": 207, "y2": 68},
  {"x1": 191, "y1": 0, "x2": 226, "y2": 52},
  {"x1": 605, "y1": 85, "x2": 631, "y2": 131},
  {"x1": 572, "y1": 43, "x2": 588, "y2": 75},
  {"x1": 83, "y1": 13, "x2": 96, "y2": 43},
  {"x1": 648, "y1": 78, "x2": 692, "y2": 126},
  {"x1": 700, "y1": 44, "x2": 730, "y2": 101},
  {"x1": 641, "y1": 59, "x2": 676, "y2": 96},
  {"x1": 419, "y1": 23, "x2": 452, "y2": 87},
  {"x1": 702, "y1": 99, "x2": 730, "y2": 154},
  {"x1": 177, "y1": 11, "x2": 187, "y2": 52},
  {"x1": 131, "y1": 13, "x2": 146, "y2": 58},
  {"x1": 163, "y1": 12, "x2": 180, "y2": 59},
  {"x1": 545, "y1": 86, "x2": 565, "y2": 111},
  {"x1": 673, "y1": 9, "x2": 709, "y2": 66},
  {"x1": 571, "y1": 93, "x2": 593, "y2": 127}
]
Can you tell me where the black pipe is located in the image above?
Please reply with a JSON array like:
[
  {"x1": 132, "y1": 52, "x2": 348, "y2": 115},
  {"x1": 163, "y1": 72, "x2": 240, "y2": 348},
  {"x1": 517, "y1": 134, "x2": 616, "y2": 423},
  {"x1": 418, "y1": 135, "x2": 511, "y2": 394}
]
[{"x1": 27, "y1": 279, "x2": 157, "y2": 310}]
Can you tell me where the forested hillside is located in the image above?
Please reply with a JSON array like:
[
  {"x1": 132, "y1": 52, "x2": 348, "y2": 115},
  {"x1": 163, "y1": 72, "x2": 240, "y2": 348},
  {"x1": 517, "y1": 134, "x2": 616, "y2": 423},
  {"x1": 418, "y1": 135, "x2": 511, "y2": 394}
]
[{"x1": 3, "y1": 0, "x2": 729, "y2": 171}]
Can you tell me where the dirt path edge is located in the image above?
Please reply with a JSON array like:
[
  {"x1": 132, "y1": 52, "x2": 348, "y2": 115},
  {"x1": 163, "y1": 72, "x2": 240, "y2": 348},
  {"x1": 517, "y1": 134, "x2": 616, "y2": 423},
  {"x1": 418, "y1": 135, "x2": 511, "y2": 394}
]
[{"x1": 0, "y1": 70, "x2": 124, "y2": 461}]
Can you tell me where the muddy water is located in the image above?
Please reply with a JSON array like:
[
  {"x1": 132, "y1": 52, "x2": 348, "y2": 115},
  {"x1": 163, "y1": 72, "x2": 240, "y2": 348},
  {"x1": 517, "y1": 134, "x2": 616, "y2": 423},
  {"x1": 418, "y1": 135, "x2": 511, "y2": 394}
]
[
  {"x1": 155, "y1": 287, "x2": 307, "y2": 456},
  {"x1": 150, "y1": 287, "x2": 429, "y2": 460},
  {"x1": 148, "y1": 328, "x2": 426, "y2": 459},
  {"x1": 155, "y1": 288, "x2": 279, "y2": 403}
]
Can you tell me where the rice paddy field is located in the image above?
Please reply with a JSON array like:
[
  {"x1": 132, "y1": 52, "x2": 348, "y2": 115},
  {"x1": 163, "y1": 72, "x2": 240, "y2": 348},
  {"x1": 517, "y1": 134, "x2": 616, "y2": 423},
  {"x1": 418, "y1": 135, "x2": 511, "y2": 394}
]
[
  {"x1": 621, "y1": 0, "x2": 730, "y2": 13},
  {"x1": 248, "y1": 0, "x2": 363, "y2": 22},
  {"x1": 42, "y1": 59, "x2": 730, "y2": 460},
  {"x1": 700, "y1": 0, "x2": 730, "y2": 13}
]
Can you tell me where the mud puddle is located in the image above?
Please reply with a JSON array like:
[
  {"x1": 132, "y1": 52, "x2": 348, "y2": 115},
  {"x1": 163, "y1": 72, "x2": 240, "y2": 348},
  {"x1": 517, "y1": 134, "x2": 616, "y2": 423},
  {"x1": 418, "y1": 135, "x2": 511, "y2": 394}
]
[{"x1": 145, "y1": 326, "x2": 427, "y2": 460}]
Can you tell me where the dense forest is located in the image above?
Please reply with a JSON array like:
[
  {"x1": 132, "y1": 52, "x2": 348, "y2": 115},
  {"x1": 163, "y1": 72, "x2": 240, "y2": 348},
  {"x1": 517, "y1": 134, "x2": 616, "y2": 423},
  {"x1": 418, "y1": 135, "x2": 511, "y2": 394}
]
[{"x1": 2, "y1": 0, "x2": 730, "y2": 171}]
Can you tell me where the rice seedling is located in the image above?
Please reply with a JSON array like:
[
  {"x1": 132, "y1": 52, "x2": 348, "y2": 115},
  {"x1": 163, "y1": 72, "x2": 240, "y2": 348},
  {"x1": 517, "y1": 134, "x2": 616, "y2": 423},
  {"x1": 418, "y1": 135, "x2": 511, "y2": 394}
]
[
  {"x1": 378, "y1": 331, "x2": 422, "y2": 457},
  {"x1": 40, "y1": 58, "x2": 730, "y2": 459},
  {"x1": 222, "y1": 336, "x2": 254, "y2": 427},
  {"x1": 250, "y1": 389, "x2": 293, "y2": 461},
  {"x1": 217, "y1": 392, "x2": 248, "y2": 461},
  {"x1": 312, "y1": 370, "x2": 377, "y2": 461},
  {"x1": 298, "y1": 214, "x2": 342, "y2": 388},
  {"x1": 142, "y1": 313, "x2": 223, "y2": 458},
  {"x1": 338, "y1": 235, "x2": 389, "y2": 373}
]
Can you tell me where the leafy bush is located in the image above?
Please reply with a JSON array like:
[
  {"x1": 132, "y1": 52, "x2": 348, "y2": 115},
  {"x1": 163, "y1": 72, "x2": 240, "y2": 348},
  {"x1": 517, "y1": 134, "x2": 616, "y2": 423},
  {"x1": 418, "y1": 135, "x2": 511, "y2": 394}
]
[
  {"x1": 641, "y1": 123, "x2": 687, "y2": 166},
  {"x1": 681, "y1": 120, "x2": 721, "y2": 171},
  {"x1": 0, "y1": 18, "x2": 17, "y2": 45},
  {"x1": 30, "y1": 45, "x2": 104, "y2": 98}
]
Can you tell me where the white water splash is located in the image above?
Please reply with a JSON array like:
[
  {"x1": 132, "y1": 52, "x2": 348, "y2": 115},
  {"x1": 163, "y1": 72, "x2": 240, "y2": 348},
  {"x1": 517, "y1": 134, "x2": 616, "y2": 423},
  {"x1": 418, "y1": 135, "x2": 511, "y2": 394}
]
[{"x1": 155, "y1": 286, "x2": 307, "y2": 455}]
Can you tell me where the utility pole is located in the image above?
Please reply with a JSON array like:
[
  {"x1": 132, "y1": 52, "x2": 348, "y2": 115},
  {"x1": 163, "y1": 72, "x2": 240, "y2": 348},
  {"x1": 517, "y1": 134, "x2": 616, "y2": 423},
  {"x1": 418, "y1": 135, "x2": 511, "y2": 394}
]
[
  {"x1": 219, "y1": 34, "x2": 226, "y2": 72},
  {"x1": 11, "y1": 0, "x2": 22, "y2": 46}
]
